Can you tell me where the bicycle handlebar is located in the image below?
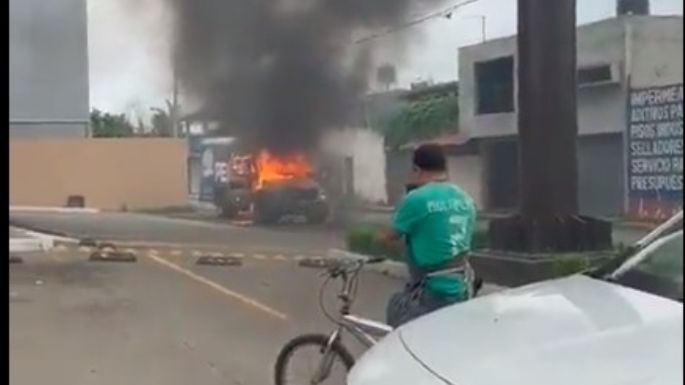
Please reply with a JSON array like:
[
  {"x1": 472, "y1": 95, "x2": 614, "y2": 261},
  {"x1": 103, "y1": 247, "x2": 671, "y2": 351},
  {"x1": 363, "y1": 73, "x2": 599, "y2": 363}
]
[
  {"x1": 322, "y1": 252, "x2": 386, "y2": 278},
  {"x1": 317, "y1": 250, "x2": 389, "y2": 324}
]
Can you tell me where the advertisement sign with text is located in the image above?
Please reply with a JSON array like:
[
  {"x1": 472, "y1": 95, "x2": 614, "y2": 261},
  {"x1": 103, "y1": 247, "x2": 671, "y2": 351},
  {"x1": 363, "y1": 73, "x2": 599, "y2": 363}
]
[{"x1": 626, "y1": 84, "x2": 683, "y2": 220}]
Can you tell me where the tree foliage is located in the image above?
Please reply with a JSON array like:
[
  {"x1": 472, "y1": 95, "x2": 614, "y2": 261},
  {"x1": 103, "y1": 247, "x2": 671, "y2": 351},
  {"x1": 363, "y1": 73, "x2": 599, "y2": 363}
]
[
  {"x1": 376, "y1": 64, "x2": 397, "y2": 90},
  {"x1": 372, "y1": 94, "x2": 459, "y2": 149},
  {"x1": 150, "y1": 108, "x2": 173, "y2": 138},
  {"x1": 90, "y1": 109, "x2": 135, "y2": 138}
]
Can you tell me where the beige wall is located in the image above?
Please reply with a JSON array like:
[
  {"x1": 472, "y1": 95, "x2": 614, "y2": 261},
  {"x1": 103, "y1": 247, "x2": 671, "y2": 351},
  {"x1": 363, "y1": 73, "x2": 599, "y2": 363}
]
[{"x1": 10, "y1": 138, "x2": 188, "y2": 210}]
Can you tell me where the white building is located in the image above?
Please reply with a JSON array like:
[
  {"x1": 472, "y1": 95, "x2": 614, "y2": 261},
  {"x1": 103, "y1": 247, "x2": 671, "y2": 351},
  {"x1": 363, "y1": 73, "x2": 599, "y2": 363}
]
[
  {"x1": 10, "y1": 0, "x2": 90, "y2": 138},
  {"x1": 457, "y1": 15, "x2": 682, "y2": 219}
]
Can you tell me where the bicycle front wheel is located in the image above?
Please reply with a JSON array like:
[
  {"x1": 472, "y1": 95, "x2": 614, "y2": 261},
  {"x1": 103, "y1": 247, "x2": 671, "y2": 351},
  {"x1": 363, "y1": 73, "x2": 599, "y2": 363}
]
[{"x1": 274, "y1": 333, "x2": 355, "y2": 385}]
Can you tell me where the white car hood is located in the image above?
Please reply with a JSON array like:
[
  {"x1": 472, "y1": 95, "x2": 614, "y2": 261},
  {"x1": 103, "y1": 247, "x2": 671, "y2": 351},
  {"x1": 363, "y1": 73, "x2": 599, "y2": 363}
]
[{"x1": 398, "y1": 275, "x2": 683, "y2": 385}]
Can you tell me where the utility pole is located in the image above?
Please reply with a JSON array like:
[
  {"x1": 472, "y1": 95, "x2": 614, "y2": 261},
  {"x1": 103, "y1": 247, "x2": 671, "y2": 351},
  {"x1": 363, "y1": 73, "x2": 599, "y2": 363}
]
[
  {"x1": 465, "y1": 15, "x2": 486, "y2": 42},
  {"x1": 518, "y1": 0, "x2": 578, "y2": 218},
  {"x1": 172, "y1": 61, "x2": 180, "y2": 138},
  {"x1": 489, "y1": 0, "x2": 611, "y2": 252}
]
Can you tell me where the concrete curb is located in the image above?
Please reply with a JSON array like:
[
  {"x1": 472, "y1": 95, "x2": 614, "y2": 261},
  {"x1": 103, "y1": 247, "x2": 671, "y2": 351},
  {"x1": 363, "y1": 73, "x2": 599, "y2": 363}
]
[
  {"x1": 349, "y1": 206, "x2": 658, "y2": 232},
  {"x1": 323, "y1": 249, "x2": 507, "y2": 295},
  {"x1": 9, "y1": 238, "x2": 47, "y2": 253},
  {"x1": 9, "y1": 226, "x2": 80, "y2": 253},
  {"x1": 22, "y1": 229, "x2": 79, "y2": 245},
  {"x1": 10, "y1": 205, "x2": 100, "y2": 214}
]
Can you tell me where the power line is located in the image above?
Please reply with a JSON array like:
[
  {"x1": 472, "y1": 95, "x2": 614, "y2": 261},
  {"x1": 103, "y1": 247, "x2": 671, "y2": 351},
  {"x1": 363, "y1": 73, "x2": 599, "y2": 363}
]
[{"x1": 353, "y1": 0, "x2": 483, "y2": 45}]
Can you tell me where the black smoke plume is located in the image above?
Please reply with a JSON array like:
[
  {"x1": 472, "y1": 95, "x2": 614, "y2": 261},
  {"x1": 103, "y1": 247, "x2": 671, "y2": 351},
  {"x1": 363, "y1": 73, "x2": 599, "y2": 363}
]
[{"x1": 168, "y1": 0, "x2": 441, "y2": 154}]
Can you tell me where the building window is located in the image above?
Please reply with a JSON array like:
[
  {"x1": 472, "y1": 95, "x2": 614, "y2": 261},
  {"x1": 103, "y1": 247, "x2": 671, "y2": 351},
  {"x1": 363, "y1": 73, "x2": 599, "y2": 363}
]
[
  {"x1": 577, "y1": 65, "x2": 613, "y2": 86},
  {"x1": 476, "y1": 56, "x2": 514, "y2": 115}
]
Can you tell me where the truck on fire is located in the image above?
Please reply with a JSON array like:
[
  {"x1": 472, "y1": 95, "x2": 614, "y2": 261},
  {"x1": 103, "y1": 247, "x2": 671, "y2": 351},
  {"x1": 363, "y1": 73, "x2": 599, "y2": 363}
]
[{"x1": 215, "y1": 149, "x2": 329, "y2": 225}]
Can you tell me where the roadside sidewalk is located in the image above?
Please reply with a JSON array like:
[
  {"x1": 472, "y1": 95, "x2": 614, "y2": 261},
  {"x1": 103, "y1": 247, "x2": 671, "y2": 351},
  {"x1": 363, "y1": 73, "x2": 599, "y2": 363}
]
[
  {"x1": 356, "y1": 204, "x2": 658, "y2": 230},
  {"x1": 10, "y1": 205, "x2": 100, "y2": 214}
]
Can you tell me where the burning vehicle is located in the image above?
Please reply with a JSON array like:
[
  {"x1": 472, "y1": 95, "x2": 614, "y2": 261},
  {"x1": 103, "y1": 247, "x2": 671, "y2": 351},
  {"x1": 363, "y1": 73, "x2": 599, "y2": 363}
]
[{"x1": 216, "y1": 149, "x2": 329, "y2": 224}]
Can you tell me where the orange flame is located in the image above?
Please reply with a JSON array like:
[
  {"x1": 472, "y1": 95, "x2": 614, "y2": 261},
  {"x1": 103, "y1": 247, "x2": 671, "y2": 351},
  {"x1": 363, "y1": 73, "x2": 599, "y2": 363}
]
[{"x1": 253, "y1": 150, "x2": 312, "y2": 190}]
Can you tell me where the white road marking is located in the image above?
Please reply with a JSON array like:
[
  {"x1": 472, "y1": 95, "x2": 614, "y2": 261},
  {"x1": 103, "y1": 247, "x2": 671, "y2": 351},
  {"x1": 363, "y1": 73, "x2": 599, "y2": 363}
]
[{"x1": 146, "y1": 254, "x2": 287, "y2": 321}]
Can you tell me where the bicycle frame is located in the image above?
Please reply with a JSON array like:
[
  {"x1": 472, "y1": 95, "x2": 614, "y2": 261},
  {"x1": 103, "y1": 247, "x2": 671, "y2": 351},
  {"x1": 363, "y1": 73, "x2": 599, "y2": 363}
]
[
  {"x1": 289, "y1": 249, "x2": 482, "y2": 384},
  {"x1": 340, "y1": 314, "x2": 393, "y2": 347},
  {"x1": 333, "y1": 261, "x2": 393, "y2": 343},
  {"x1": 310, "y1": 258, "x2": 394, "y2": 382}
]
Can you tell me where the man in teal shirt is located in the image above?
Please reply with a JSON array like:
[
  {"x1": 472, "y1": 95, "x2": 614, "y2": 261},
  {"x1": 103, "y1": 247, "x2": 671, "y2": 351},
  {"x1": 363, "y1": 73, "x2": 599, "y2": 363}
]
[{"x1": 381, "y1": 144, "x2": 477, "y2": 327}]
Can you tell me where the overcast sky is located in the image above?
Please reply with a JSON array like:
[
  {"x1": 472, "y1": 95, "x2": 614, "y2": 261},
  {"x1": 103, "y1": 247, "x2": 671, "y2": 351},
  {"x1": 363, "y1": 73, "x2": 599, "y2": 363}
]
[{"x1": 88, "y1": 0, "x2": 682, "y2": 122}]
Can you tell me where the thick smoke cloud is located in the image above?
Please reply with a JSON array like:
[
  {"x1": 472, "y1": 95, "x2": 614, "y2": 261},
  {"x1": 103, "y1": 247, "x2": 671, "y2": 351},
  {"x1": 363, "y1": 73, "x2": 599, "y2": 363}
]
[{"x1": 168, "y1": 0, "x2": 441, "y2": 154}]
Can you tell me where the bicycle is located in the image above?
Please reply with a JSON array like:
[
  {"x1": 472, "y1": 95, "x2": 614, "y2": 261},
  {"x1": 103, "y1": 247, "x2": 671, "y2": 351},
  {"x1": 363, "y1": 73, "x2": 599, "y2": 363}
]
[{"x1": 274, "y1": 250, "x2": 392, "y2": 385}]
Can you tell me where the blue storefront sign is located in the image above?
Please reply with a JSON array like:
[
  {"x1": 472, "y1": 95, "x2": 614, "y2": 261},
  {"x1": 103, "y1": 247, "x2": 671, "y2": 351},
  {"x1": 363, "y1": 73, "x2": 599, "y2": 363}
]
[{"x1": 626, "y1": 84, "x2": 683, "y2": 220}]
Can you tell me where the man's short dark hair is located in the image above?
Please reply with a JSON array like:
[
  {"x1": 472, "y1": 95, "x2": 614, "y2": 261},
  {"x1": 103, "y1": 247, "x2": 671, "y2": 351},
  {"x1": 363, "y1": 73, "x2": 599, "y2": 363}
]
[{"x1": 413, "y1": 144, "x2": 446, "y2": 172}]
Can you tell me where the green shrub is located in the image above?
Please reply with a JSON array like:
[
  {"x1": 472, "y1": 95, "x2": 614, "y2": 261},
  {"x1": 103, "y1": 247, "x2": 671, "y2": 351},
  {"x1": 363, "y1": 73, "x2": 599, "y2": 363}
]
[
  {"x1": 345, "y1": 223, "x2": 405, "y2": 261},
  {"x1": 345, "y1": 223, "x2": 489, "y2": 260},
  {"x1": 552, "y1": 255, "x2": 591, "y2": 277}
]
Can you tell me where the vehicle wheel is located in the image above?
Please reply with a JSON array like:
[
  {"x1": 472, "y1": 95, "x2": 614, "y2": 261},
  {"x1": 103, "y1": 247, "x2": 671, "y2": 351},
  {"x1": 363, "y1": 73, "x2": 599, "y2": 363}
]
[
  {"x1": 254, "y1": 192, "x2": 281, "y2": 224},
  {"x1": 306, "y1": 202, "x2": 329, "y2": 224},
  {"x1": 219, "y1": 202, "x2": 238, "y2": 219},
  {"x1": 274, "y1": 334, "x2": 355, "y2": 385}
]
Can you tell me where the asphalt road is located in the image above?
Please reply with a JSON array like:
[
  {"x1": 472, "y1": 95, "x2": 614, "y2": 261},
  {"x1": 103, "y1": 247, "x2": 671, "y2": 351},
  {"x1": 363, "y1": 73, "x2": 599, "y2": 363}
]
[
  {"x1": 10, "y1": 248, "x2": 389, "y2": 385},
  {"x1": 10, "y1": 211, "x2": 345, "y2": 255},
  {"x1": 10, "y1": 210, "x2": 651, "y2": 255},
  {"x1": 13, "y1": 209, "x2": 644, "y2": 384},
  {"x1": 10, "y1": 246, "x2": 502, "y2": 385}
]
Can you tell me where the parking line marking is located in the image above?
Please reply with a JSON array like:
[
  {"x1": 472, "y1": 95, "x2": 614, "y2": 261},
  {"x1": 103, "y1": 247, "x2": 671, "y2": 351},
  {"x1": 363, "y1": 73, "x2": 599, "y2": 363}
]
[
  {"x1": 146, "y1": 254, "x2": 287, "y2": 321},
  {"x1": 273, "y1": 255, "x2": 287, "y2": 261},
  {"x1": 253, "y1": 254, "x2": 266, "y2": 260},
  {"x1": 231, "y1": 252, "x2": 245, "y2": 258}
]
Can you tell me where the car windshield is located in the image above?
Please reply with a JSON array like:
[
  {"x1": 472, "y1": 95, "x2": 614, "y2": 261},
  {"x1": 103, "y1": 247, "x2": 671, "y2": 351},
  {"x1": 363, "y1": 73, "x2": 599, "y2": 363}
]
[{"x1": 607, "y1": 230, "x2": 683, "y2": 302}]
